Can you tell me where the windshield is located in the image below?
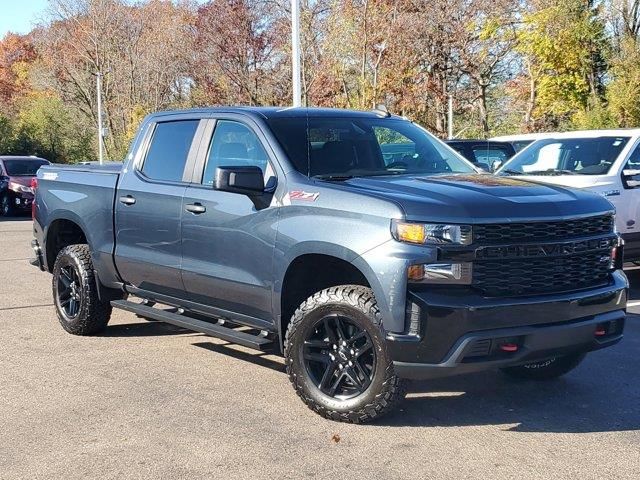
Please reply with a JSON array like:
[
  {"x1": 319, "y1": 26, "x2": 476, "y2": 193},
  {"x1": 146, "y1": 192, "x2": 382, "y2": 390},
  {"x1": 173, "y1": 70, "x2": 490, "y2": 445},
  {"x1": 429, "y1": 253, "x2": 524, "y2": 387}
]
[
  {"x1": 3, "y1": 159, "x2": 49, "y2": 176},
  {"x1": 266, "y1": 117, "x2": 476, "y2": 178},
  {"x1": 498, "y1": 137, "x2": 629, "y2": 176}
]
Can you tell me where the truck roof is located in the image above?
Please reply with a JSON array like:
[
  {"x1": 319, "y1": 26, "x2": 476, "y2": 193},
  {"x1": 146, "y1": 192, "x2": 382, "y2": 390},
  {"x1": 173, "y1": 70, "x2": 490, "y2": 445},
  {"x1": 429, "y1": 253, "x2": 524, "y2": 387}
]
[{"x1": 147, "y1": 106, "x2": 404, "y2": 121}]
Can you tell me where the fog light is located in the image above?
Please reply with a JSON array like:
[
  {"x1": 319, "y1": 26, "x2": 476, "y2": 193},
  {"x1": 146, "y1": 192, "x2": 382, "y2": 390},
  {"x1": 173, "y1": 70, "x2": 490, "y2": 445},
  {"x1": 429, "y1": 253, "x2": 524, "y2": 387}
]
[{"x1": 408, "y1": 262, "x2": 472, "y2": 284}]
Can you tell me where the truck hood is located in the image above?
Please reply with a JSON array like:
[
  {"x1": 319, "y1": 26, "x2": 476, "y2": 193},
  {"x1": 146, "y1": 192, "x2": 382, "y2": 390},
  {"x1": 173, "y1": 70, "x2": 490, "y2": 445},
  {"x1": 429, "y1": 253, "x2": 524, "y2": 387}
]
[{"x1": 341, "y1": 174, "x2": 614, "y2": 223}]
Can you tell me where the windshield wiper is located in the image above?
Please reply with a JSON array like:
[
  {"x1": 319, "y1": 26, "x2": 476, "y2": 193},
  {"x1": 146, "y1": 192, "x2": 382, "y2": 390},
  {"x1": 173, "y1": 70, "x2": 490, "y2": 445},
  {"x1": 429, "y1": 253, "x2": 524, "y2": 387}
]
[
  {"x1": 524, "y1": 169, "x2": 578, "y2": 176},
  {"x1": 314, "y1": 174, "x2": 358, "y2": 181},
  {"x1": 500, "y1": 169, "x2": 522, "y2": 175}
]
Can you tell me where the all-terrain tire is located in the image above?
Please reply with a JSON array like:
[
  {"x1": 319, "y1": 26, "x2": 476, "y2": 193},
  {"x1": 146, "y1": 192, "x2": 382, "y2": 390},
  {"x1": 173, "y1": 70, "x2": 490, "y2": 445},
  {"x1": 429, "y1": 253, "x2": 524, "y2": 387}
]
[
  {"x1": 52, "y1": 244, "x2": 112, "y2": 335},
  {"x1": 285, "y1": 285, "x2": 406, "y2": 423},
  {"x1": 500, "y1": 353, "x2": 586, "y2": 380}
]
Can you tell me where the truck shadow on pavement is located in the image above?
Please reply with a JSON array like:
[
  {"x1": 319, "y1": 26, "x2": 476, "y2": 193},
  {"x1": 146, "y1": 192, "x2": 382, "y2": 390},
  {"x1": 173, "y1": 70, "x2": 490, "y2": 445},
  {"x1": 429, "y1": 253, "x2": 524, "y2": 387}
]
[
  {"x1": 376, "y1": 367, "x2": 640, "y2": 432},
  {"x1": 102, "y1": 317, "x2": 638, "y2": 434},
  {"x1": 102, "y1": 320, "x2": 194, "y2": 337}
]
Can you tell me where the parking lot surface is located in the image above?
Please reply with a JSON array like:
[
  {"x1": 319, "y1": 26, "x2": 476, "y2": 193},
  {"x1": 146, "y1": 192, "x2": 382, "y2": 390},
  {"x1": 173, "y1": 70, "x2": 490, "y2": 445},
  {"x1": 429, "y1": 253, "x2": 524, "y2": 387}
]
[{"x1": 1, "y1": 217, "x2": 639, "y2": 479}]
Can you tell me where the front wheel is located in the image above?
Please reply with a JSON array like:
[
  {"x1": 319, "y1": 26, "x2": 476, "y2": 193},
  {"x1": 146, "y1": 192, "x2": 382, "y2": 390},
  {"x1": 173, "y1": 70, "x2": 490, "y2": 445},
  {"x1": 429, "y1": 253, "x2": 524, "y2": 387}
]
[
  {"x1": 500, "y1": 353, "x2": 586, "y2": 380},
  {"x1": 52, "y1": 244, "x2": 112, "y2": 335},
  {"x1": 285, "y1": 285, "x2": 406, "y2": 423}
]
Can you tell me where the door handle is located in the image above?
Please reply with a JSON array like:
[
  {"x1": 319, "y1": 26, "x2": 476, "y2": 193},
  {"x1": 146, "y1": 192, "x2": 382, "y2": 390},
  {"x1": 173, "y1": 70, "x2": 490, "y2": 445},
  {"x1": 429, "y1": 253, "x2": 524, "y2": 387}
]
[
  {"x1": 119, "y1": 195, "x2": 136, "y2": 206},
  {"x1": 185, "y1": 203, "x2": 206, "y2": 214}
]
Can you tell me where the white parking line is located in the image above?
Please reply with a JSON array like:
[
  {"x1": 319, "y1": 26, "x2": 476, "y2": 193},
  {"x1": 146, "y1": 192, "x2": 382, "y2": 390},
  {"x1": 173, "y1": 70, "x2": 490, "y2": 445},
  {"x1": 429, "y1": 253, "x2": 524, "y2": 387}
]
[{"x1": 626, "y1": 301, "x2": 640, "y2": 307}]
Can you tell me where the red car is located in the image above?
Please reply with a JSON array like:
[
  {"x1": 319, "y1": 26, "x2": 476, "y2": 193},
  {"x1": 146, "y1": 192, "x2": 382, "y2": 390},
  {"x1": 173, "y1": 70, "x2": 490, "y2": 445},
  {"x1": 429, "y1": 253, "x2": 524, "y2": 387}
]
[{"x1": 0, "y1": 156, "x2": 50, "y2": 216}]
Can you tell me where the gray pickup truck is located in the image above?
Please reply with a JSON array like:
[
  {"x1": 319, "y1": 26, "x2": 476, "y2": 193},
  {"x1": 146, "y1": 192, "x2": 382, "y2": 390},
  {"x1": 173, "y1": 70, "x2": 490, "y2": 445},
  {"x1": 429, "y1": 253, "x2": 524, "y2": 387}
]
[{"x1": 31, "y1": 107, "x2": 628, "y2": 423}]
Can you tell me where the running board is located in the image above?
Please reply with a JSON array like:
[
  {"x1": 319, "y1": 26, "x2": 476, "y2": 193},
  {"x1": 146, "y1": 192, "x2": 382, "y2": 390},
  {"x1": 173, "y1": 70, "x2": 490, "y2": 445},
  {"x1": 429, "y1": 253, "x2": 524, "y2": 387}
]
[{"x1": 110, "y1": 300, "x2": 275, "y2": 351}]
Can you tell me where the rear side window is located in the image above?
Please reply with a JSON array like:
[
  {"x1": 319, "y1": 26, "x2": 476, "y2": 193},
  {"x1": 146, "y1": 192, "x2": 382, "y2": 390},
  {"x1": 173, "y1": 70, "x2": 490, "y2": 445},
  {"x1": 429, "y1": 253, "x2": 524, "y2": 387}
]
[{"x1": 141, "y1": 120, "x2": 199, "y2": 182}]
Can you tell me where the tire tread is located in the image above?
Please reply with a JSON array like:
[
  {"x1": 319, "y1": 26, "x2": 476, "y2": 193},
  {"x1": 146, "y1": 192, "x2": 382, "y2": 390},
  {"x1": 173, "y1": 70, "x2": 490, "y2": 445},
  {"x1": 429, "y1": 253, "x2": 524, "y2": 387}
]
[{"x1": 284, "y1": 285, "x2": 405, "y2": 423}]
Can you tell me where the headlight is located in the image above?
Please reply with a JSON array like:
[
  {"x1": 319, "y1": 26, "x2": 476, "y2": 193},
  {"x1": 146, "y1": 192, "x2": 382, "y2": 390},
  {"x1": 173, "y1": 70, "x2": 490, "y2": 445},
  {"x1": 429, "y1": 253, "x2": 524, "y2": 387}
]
[
  {"x1": 9, "y1": 182, "x2": 33, "y2": 194},
  {"x1": 392, "y1": 220, "x2": 472, "y2": 245}
]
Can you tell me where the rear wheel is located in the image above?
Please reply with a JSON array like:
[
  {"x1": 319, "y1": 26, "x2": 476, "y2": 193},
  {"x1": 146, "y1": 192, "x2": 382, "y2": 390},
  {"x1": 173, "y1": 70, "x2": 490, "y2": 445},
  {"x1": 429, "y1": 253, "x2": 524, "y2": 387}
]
[
  {"x1": 52, "y1": 244, "x2": 112, "y2": 335},
  {"x1": 285, "y1": 285, "x2": 406, "y2": 423},
  {"x1": 500, "y1": 353, "x2": 586, "y2": 380}
]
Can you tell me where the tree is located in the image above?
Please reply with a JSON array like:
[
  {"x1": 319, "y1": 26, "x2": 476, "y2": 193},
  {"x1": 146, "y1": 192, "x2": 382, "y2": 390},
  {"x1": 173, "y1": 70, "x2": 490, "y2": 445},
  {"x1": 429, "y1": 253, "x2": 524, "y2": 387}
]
[
  {"x1": 517, "y1": 0, "x2": 609, "y2": 130},
  {"x1": 38, "y1": 0, "x2": 196, "y2": 159},
  {"x1": 12, "y1": 92, "x2": 94, "y2": 163},
  {"x1": 194, "y1": 0, "x2": 289, "y2": 106},
  {"x1": 0, "y1": 33, "x2": 37, "y2": 112}
]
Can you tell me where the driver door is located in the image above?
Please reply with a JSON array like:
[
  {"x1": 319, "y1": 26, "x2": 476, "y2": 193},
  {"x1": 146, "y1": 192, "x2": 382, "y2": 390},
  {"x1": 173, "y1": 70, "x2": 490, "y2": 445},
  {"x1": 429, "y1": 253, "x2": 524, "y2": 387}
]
[{"x1": 180, "y1": 117, "x2": 280, "y2": 327}]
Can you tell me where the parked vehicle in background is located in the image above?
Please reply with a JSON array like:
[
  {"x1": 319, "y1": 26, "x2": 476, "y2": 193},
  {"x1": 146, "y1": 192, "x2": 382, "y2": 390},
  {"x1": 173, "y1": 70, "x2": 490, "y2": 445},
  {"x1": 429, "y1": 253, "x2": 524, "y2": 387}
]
[
  {"x1": 445, "y1": 139, "x2": 516, "y2": 171},
  {"x1": 31, "y1": 108, "x2": 627, "y2": 423},
  {"x1": 0, "y1": 175, "x2": 7, "y2": 198},
  {"x1": 0, "y1": 156, "x2": 50, "y2": 216},
  {"x1": 496, "y1": 129, "x2": 640, "y2": 262},
  {"x1": 490, "y1": 133, "x2": 551, "y2": 152}
]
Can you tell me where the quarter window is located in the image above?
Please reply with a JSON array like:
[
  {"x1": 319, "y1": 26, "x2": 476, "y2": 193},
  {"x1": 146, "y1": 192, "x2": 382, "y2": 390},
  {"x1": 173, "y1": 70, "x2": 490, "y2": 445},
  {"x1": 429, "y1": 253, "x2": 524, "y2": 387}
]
[
  {"x1": 202, "y1": 120, "x2": 269, "y2": 185},
  {"x1": 141, "y1": 120, "x2": 199, "y2": 182}
]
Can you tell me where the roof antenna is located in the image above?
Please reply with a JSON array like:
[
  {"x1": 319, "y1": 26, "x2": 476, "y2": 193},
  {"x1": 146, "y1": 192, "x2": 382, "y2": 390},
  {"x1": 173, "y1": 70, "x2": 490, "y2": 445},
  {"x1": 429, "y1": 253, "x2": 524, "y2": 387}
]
[{"x1": 373, "y1": 104, "x2": 391, "y2": 118}]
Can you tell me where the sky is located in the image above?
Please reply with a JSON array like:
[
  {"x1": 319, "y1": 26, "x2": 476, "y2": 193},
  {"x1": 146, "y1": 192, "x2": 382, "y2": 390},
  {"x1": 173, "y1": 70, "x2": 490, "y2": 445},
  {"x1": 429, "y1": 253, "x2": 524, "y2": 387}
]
[
  {"x1": 0, "y1": 0, "x2": 49, "y2": 37},
  {"x1": 0, "y1": 1, "x2": 213, "y2": 38}
]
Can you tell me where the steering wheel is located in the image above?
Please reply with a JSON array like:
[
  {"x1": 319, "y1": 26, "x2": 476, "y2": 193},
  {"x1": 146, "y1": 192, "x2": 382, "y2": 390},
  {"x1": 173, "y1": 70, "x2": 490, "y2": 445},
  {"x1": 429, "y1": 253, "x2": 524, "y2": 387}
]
[{"x1": 386, "y1": 161, "x2": 408, "y2": 170}]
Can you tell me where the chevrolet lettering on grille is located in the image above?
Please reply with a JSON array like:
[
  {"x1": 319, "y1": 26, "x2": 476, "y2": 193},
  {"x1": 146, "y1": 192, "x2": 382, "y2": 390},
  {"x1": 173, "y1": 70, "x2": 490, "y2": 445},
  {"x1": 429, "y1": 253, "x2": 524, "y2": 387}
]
[{"x1": 475, "y1": 237, "x2": 617, "y2": 260}]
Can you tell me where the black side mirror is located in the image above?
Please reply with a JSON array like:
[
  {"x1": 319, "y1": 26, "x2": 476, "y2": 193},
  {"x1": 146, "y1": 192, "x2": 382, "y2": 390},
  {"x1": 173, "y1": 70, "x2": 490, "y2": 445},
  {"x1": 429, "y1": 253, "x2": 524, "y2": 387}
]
[
  {"x1": 622, "y1": 169, "x2": 640, "y2": 189},
  {"x1": 215, "y1": 166, "x2": 265, "y2": 195}
]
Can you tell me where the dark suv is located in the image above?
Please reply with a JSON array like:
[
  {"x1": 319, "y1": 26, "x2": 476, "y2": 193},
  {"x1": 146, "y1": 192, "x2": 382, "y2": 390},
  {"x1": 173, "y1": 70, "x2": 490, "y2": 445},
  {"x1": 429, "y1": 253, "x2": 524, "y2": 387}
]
[{"x1": 0, "y1": 156, "x2": 50, "y2": 216}]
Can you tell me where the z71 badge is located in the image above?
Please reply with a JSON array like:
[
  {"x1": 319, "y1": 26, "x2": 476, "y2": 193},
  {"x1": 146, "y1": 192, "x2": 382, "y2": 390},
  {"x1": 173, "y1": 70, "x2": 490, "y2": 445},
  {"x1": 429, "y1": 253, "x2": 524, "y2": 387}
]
[{"x1": 289, "y1": 190, "x2": 320, "y2": 201}]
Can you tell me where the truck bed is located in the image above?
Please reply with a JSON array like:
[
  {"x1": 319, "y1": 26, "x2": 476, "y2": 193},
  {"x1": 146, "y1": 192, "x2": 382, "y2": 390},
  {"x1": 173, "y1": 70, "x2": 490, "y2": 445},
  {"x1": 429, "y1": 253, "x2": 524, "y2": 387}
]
[{"x1": 34, "y1": 162, "x2": 123, "y2": 288}]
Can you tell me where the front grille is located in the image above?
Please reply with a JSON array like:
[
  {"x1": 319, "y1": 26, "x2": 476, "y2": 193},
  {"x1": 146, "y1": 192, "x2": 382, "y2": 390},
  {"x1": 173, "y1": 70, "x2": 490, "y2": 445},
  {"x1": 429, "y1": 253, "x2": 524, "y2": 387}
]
[
  {"x1": 473, "y1": 214, "x2": 614, "y2": 244},
  {"x1": 473, "y1": 251, "x2": 612, "y2": 297}
]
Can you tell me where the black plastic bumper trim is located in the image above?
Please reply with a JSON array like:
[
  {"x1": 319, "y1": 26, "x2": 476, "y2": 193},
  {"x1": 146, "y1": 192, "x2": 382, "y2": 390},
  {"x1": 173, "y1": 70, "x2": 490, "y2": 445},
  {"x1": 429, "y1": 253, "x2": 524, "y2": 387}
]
[{"x1": 393, "y1": 310, "x2": 625, "y2": 380}]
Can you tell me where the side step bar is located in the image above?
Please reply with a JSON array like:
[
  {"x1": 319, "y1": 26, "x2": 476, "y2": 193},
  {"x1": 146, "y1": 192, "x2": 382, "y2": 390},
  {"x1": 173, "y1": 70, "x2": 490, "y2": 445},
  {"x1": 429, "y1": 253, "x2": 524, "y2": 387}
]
[{"x1": 111, "y1": 300, "x2": 275, "y2": 351}]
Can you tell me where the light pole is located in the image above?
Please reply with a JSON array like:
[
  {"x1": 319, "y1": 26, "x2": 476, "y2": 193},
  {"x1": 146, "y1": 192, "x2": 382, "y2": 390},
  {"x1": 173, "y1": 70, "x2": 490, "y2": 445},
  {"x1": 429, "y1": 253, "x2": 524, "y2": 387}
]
[
  {"x1": 94, "y1": 70, "x2": 108, "y2": 165},
  {"x1": 447, "y1": 94, "x2": 453, "y2": 140},
  {"x1": 291, "y1": 0, "x2": 302, "y2": 107}
]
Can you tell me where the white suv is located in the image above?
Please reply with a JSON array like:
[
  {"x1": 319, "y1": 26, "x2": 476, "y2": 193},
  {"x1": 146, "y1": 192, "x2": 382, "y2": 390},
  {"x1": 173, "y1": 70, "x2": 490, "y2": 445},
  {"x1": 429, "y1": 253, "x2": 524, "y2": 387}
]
[{"x1": 496, "y1": 129, "x2": 640, "y2": 262}]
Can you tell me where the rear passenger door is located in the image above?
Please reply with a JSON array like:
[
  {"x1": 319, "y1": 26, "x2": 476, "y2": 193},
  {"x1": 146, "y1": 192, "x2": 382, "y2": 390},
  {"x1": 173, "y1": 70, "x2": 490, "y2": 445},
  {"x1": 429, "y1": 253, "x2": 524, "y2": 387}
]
[
  {"x1": 180, "y1": 117, "x2": 280, "y2": 327},
  {"x1": 114, "y1": 117, "x2": 203, "y2": 298}
]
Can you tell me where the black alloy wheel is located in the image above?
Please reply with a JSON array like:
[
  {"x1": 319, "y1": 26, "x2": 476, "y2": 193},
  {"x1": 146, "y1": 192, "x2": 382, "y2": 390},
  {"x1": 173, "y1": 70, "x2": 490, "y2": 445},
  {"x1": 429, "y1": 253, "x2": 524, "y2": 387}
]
[
  {"x1": 57, "y1": 265, "x2": 82, "y2": 319},
  {"x1": 52, "y1": 244, "x2": 112, "y2": 335},
  {"x1": 302, "y1": 313, "x2": 376, "y2": 399},
  {"x1": 285, "y1": 285, "x2": 406, "y2": 423}
]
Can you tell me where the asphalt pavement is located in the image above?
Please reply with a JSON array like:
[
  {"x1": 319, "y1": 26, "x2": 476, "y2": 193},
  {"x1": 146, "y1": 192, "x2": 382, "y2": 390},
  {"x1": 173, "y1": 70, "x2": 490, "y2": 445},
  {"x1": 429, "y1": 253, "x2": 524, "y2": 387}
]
[{"x1": 1, "y1": 216, "x2": 638, "y2": 479}]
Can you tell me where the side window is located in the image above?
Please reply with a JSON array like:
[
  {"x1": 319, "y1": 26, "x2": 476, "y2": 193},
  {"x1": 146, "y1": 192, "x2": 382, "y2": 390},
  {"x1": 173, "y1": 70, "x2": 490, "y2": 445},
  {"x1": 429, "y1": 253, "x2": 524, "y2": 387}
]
[
  {"x1": 626, "y1": 144, "x2": 640, "y2": 170},
  {"x1": 202, "y1": 120, "x2": 270, "y2": 186},
  {"x1": 141, "y1": 120, "x2": 199, "y2": 182}
]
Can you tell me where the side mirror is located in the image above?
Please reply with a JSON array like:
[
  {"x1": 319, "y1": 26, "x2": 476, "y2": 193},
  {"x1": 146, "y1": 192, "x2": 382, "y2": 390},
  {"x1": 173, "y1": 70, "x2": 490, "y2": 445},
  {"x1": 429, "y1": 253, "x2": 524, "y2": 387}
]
[
  {"x1": 215, "y1": 166, "x2": 265, "y2": 195},
  {"x1": 490, "y1": 160, "x2": 503, "y2": 173},
  {"x1": 622, "y1": 169, "x2": 640, "y2": 189}
]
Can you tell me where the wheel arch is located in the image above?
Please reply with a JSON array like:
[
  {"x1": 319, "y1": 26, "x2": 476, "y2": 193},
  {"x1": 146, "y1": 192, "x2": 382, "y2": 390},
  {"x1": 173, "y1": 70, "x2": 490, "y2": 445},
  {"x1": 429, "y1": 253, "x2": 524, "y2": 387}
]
[
  {"x1": 276, "y1": 247, "x2": 385, "y2": 352},
  {"x1": 44, "y1": 215, "x2": 89, "y2": 272}
]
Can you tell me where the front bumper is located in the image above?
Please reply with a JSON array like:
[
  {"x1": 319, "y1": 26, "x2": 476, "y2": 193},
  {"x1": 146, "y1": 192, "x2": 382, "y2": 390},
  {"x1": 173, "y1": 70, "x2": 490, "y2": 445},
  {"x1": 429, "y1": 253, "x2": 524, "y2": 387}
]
[
  {"x1": 388, "y1": 270, "x2": 628, "y2": 379},
  {"x1": 12, "y1": 193, "x2": 34, "y2": 210}
]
